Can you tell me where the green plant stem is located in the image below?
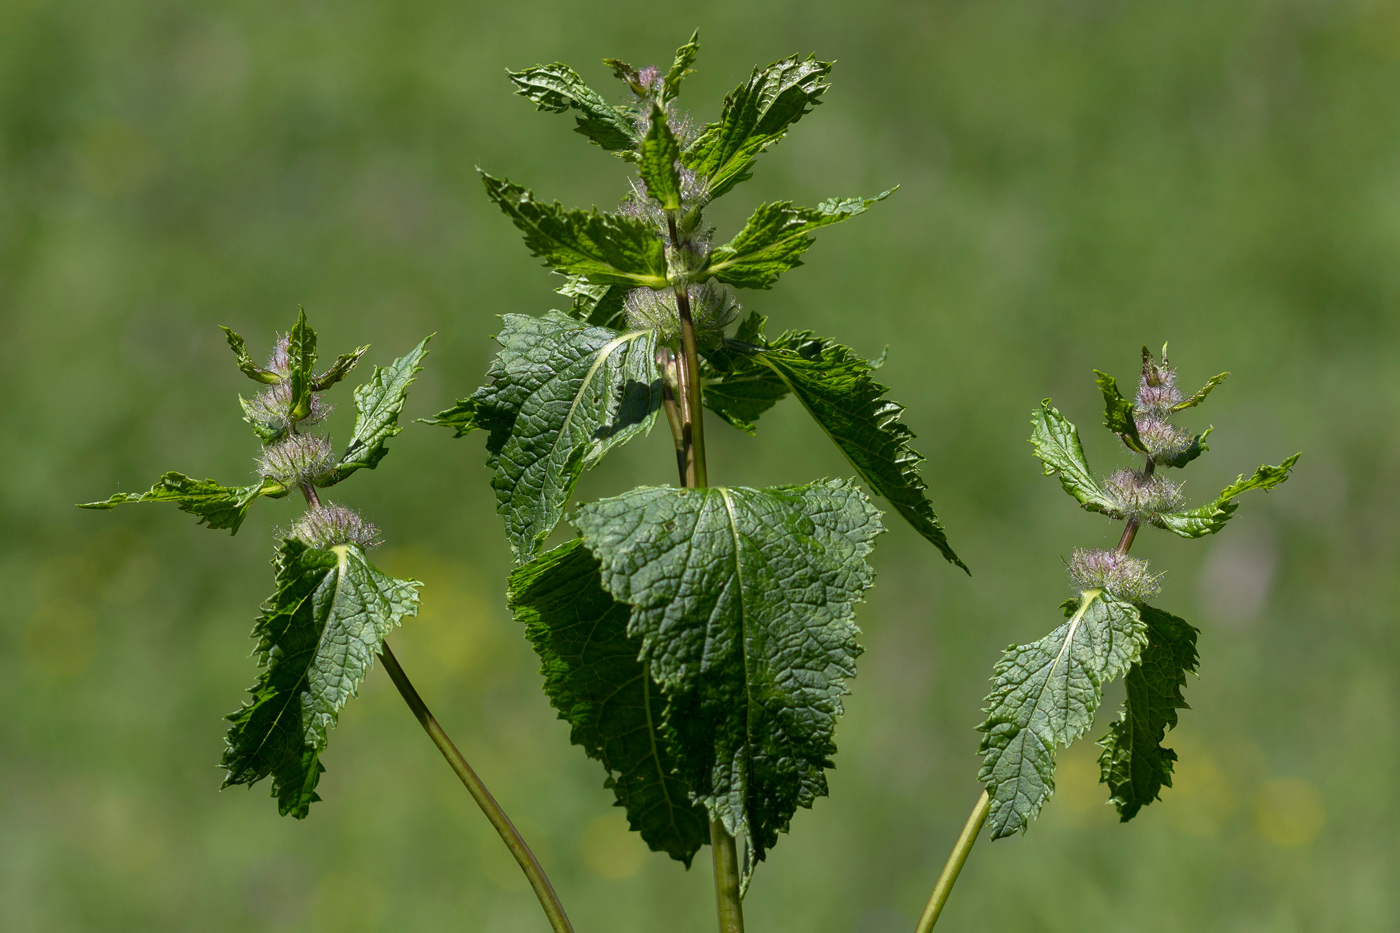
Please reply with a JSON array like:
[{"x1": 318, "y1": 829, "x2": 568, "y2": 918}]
[
  {"x1": 916, "y1": 790, "x2": 990, "y2": 933},
  {"x1": 378, "y1": 643, "x2": 577, "y2": 933},
  {"x1": 920, "y1": 453, "x2": 1155, "y2": 930},
  {"x1": 710, "y1": 820, "x2": 747, "y2": 933}
]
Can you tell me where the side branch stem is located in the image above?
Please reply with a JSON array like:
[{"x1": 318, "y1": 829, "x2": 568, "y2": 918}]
[
  {"x1": 379, "y1": 644, "x2": 576, "y2": 933},
  {"x1": 920, "y1": 452, "x2": 1156, "y2": 930},
  {"x1": 915, "y1": 790, "x2": 990, "y2": 933}
]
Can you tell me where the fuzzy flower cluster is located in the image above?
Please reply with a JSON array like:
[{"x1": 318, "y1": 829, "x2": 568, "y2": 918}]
[
  {"x1": 624, "y1": 282, "x2": 740, "y2": 343},
  {"x1": 1067, "y1": 548, "x2": 1161, "y2": 602},
  {"x1": 1104, "y1": 468, "x2": 1184, "y2": 521},
  {"x1": 242, "y1": 335, "x2": 335, "y2": 439},
  {"x1": 290, "y1": 504, "x2": 381, "y2": 550},
  {"x1": 257, "y1": 434, "x2": 337, "y2": 487},
  {"x1": 1132, "y1": 351, "x2": 1195, "y2": 461}
]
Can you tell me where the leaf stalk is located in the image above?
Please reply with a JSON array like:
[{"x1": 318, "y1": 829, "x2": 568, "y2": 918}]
[{"x1": 710, "y1": 819, "x2": 747, "y2": 933}]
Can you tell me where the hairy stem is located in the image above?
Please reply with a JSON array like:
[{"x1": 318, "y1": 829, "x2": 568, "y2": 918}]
[
  {"x1": 921, "y1": 453, "x2": 1155, "y2": 929},
  {"x1": 915, "y1": 790, "x2": 990, "y2": 933},
  {"x1": 710, "y1": 820, "x2": 747, "y2": 933},
  {"x1": 379, "y1": 644, "x2": 576, "y2": 933}
]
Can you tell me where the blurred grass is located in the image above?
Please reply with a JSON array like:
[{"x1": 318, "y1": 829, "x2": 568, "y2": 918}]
[{"x1": 2, "y1": 0, "x2": 1397, "y2": 930}]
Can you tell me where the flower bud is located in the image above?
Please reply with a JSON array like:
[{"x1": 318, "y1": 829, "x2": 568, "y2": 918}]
[
  {"x1": 290, "y1": 504, "x2": 381, "y2": 550},
  {"x1": 267, "y1": 335, "x2": 292, "y2": 379},
  {"x1": 243, "y1": 383, "x2": 332, "y2": 437},
  {"x1": 1067, "y1": 548, "x2": 1160, "y2": 601},
  {"x1": 257, "y1": 434, "x2": 337, "y2": 487},
  {"x1": 624, "y1": 282, "x2": 740, "y2": 343},
  {"x1": 1104, "y1": 468, "x2": 1184, "y2": 519},
  {"x1": 1135, "y1": 417, "x2": 1194, "y2": 460}
]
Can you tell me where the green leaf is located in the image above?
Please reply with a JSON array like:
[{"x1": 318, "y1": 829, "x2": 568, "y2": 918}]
[
  {"x1": 287, "y1": 307, "x2": 317, "y2": 422},
  {"x1": 1029, "y1": 401, "x2": 1117, "y2": 514},
  {"x1": 509, "y1": 539, "x2": 709, "y2": 864},
  {"x1": 977, "y1": 590, "x2": 1147, "y2": 838},
  {"x1": 313, "y1": 346, "x2": 370, "y2": 391},
  {"x1": 428, "y1": 313, "x2": 660, "y2": 561},
  {"x1": 683, "y1": 55, "x2": 832, "y2": 201},
  {"x1": 326, "y1": 336, "x2": 432, "y2": 485},
  {"x1": 1094, "y1": 370, "x2": 1146, "y2": 453},
  {"x1": 1097, "y1": 604, "x2": 1199, "y2": 821},
  {"x1": 704, "y1": 191, "x2": 893, "y2": 290},
  {"x1": 508, "y1": 64, "x2": 640, "y2": 153},
  {"x1": 481, "y1": 173, "x2": 669, "y2": 288},
  {"x1": 708, "y1": 322, "x2": 963, "y2": 568},
  {"x1": 1152, "y1": 453, "x2": 1299, "y2": 538},
  {"x1": 662, "y1": 30, "x2": 700, "y2": 103},
  {"x1": 1156, "y1": 426, "x2": 1212, "y2": 470},
  {"x1": 219, "y1": 326, "x2": 279, "y2": 384},
  {"x1": 574, "y1": 479, "x2": 883, "y2": 881},
  {"x1": 639, "y1": 104, "x2": 682, "y2": 211},
  {"x1": 603, "y1": 58, "x2": 644, "y2": 96},
  {"x1": 1173, "y1": 372, "x2": 1229, "y2": 411},
  {"x1": 559, "y1": 276, "x2": 629, "y2": 327},
  {"x1": 78, "y1": 472, "x2": 286, "y2": 533},
  {"x1": 222, "y1": 539, "x2": 420, "y2": 817}
]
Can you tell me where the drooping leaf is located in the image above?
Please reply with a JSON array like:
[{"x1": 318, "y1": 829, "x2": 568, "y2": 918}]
[
  {"x1": 219, "y1": 326, "x2": 279, "y2": 384},
  {"x1": 1095, "y1": 370, "x2": 1146, "y2": 454},
  {"x1": 1097, "y1": 604, "x2": 1199, "y2": 821},
  {"x1": 662, "y1": 30, "x2": 700, "y2": 103},
  {"x1": 482, "y1": 173, "x2": 669, "y2": 288},
  {"x1": 683, "y1": 55, "x2": 832, "y2": 201},
  {"x1": 707, "y1": 321, "x2": 963, "y2": 568},
  {"x1": 79, "y1": 472, "x2": 286, "y2": 533},
  {"x1": 1156, "y1": 426, "x2": 1212, "y2": 470},
  {"x1": 222, "y1": 539, "x2": 420, "y2": 817},
  {"x1": 603, "y1": 58, "x2": 644, "y2": 96},
  {"x1": 286, "y1": 307, "x2": 317, "y2": 422},
  {"x1": 427, "y1": 313, "x2": 660, "y2": 561},
  {"x1": 1173, "y1": 372, "x2": 1229, "y2": 411},
  {"x1": 639, "y1": 104, "x2": 682, "y2": 211},
  {"x1": 508, "y1": 64, "x2": 640, "y2": 154},
  {"x1": 325, "y1": 336, "x2": 432, "y2": 485},
  {"x1": 313, "y1": 346, "x2": 370, "y2": 391},
  {"x1": 977, "y1": 589, "x2": 1147, "y2": 838},
  {"x1": 1152, "y1": 453, "x2": 1299, "y2": 538},
  {"x1": 509, "y1": 539, "x2": 709, "y2": 864},
  {"x1": 559, "y1": 276, "x2": 629, "y2": 327},
  {"x1": 573, "y1": 480, "x2": 883, "y2": 882},
  {"x1": 1029, "y1": 401, "x2": 1117, "y2": 514},
  {"x1": 704, "y1": 191, "x2": 893, "y2": 290}
]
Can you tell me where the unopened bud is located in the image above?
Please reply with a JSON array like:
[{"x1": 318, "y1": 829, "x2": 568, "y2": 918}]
[
  {"x1": 625, "y1": 282, "x2": 740, "y2": 343},
  {"x1": 257, "y1": 434, "x2": 337, "y2": 487},
  {"x1": 291, "y1": 504, "x2": 381, "y2": 550},
  {"x1": 1104, "y1": 468, "x2": 1184, "y2": 519},
  {"x1": 243, "y1": 383, "x2": 332, "y2": 437},
  {"x1": 1067, "y1": 548, "x2": 1160, "y2": 601},
  {"x1": 1135, "y1": 417, "x2": 1194, "y2": 460},
  {"x1": 267, "y1": 335, "x2": 292, "y2": 379}
]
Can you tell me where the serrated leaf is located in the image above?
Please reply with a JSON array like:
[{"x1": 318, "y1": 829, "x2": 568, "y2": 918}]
[
  {"x1": 78, "y1": 472, "x2": 285, "y2": 533},
  {"x1": 219, "y1": 326, "x2": 279, "y2": 384},
  {"x1": 428, "y1": 313, "x2": 660, "y2": 561},
  {"x1": 1173, "y1": 372, "x2": 1229, "y2": 411},
  {"x1": 508, "y1": 63, "x2": 640, "y2": 153},
  {"x1": 287, "y1": 307, "x2": 317, "y2": 422},
  {"x1": 574, "y1": 479, "x2": 883, "y2": 882},
  {"x1": 509, "y1": 539, "x2": 709, "y2": 864},
  {"x1": 704, "y1": 191, "x2": 893, "y2": 290},
  {"x1": 707, "y1": 321, "x2": 963, "y2": 568},
  {"x1": 222, "y1": 539, "x2": 420, "y2": 817},
  {"x1": 313, "y1": 346, "x2": 369, "y2": 391},
  {"x1": 481, "y1": 173, "x2": 668, "y2": 288},
  {"x1": 603, "y1": 58, "x2": 644, "y2": 96},
  {"x1": 683, "y1": 55, "x2": 831, "y2": 201},
  {"x1": 1029, "y1": 401, "x2": 1116, "y2": 514},
  {"x1": 977, "y1": 590, "x2": 1147, "y2": 839},
  {"x1": 558, "y1": 276, "x2": 629, "y2": 327},
  {"x1": 326, "y1": 336, "x2": 432, "y2": 485},
  {"x1": 1152, "y1": 453, "x2": 1299, "y2": 538},
  {"x1": 1156, "y1": 426, "x2": 1212, "y2": 470},
  {"x1": 639, "y1": 104, "x2": 682, "y2": 211},
  {"x1": 1098, "y1": 604, "x2": 1199, "y2": 821},
  {"x1": 1095, "y1": 370, "x2": 1146, "y2": 453},
  {"x1": 663, "y1": 30, "x2": 700, "y2": 103}
]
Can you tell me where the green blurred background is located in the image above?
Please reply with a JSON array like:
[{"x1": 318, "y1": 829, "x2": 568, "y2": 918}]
[{"x1": 2, "y1": 0, "x2": 1394, "y2": 930}]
